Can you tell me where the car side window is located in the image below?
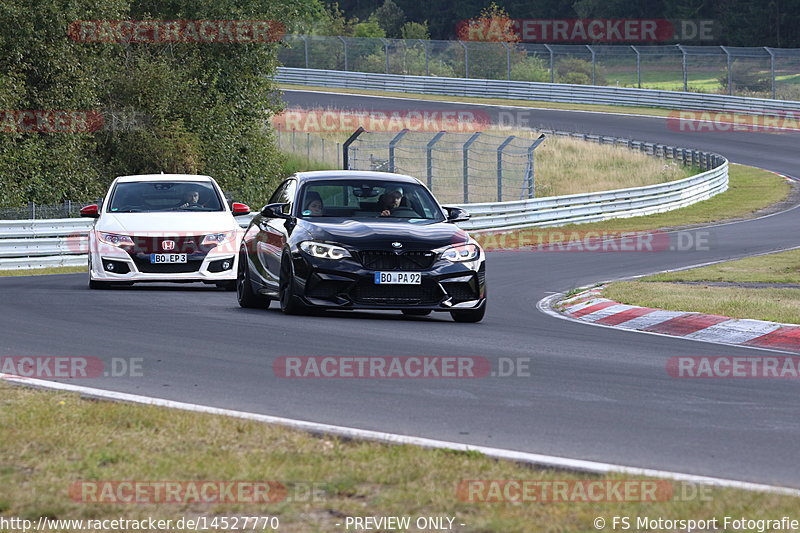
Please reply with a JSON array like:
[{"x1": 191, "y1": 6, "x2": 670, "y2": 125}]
[
  {"x1": 269, "y1": 181, "x2": 289, "y2": 204},
  {"x1": 282, "y1": 180, "x2": 296, "y2": 215}
]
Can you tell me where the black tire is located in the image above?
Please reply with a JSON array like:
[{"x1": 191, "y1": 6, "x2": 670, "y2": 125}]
[
  {"x1": 450, "y1": 302, "x2": 486, "y2": 323},
  {"x1": 216, "y1": 280, "x2": 237, "y2": 291},
  {"x1": 237, "y1": 250, "x2": 270, "y2": 309},
  {"x1": 402, "y1": 309, "x2": 432, "y2": 316},
  {"x1": 279, "y1": 254, "x2": 308, "y2": 315}
]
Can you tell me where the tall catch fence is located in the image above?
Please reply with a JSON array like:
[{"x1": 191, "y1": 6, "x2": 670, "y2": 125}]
[{"x1": 278, "y1": 35, "x2": 800, "y2": 100}]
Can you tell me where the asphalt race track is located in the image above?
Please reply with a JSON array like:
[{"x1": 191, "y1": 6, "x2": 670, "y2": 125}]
[{"x1": 3, "y1": 89, "x2": 800, "y2": 487}]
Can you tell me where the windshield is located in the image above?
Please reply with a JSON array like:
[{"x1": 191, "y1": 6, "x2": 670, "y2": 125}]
[
  {"x1": 297, "y1": 180, "x2": 445, "y2": 222},
  {"x1": 108, "y1": 181, "x2": 224, "y2": 213}
]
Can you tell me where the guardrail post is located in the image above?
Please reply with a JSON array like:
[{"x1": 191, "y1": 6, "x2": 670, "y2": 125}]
[
  {"x1": 678, "y1": 44, "x2": 688, "y2": 92},
  {"x1": 342, "y1": 127, "x2": 365, "y2": 170},
  {"x1": 544, "y1": 44, "x2": 554, "y2": 83},
  {"x1": 497, "y1": 135, "x2": 515, "y2": 202},
  {"x1": 766, "y1": 47, "x2": 776, "y2": 99},
  {"x1": 525, "y1": 134, "x2": 546, "y2": 199},
  {"x1": 388, "y1": 129, "x2": 409, "y2": 173},
  {"x1": 426, "y1": 131, "x2": 445, "y2": 190},
  {"x1": 338, "y1": 36, "x2": 348, "y2": 71},
  {"x1": 462, "y1": 132, "x2": 481, "y2": 202},
  {"x1": 631, "y1": 45, "x2": 641, "y2": 88}
]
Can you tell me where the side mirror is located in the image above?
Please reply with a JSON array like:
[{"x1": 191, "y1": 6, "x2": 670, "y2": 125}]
[
  {"x1": 260, "y1": 202, "x2": 291, "y2": 219},
  {"x1": 444, "y1": 206, "x2": 470, "y2": 223},
  {"x1": 80, "y1": 204, "x2": 100, "y2": 218},
  {"x1": 231, "y1": 202, "x2": 250, "y2": 216}
]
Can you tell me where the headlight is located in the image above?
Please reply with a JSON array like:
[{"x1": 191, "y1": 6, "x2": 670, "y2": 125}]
[
  {"x1": 299, "y1": 241, "x2": 351, "y2": 260},
  {"x1": 97, "y1": 232, "x2": 134, "y2": 247},
  {"x1": 202, "y1": 231, "x2": 234, "y2": 246},
  {"x1": 440, "y1": 243, "x2": 480, "y2": 262}
]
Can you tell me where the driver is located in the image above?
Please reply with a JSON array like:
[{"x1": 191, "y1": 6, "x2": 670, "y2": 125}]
[
  {"x1": 378, "y1": 190, "x2": 402, "y2": 217},
  {"x1": 179, "y1": 190, "x2": 201, "y2": 208}
]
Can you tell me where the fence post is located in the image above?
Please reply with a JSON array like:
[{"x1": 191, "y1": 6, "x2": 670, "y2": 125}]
[
  {"x1": 426, "y1": 131, "x2": 445, "y2": 190},
  {"x1": 338, "y1": 36, "x2": 348, "y2": 71},
  {"x1": 381, "y1": 38, "x2": 390, "y2": 74},
  {"x1": 291, "y1": 129, "x2": 295, "y2": 152},
  {"x1": 337, "y1": 142, "x2": 341, "y2": 168},
  {"x1": 342, "y1": 127, "x2": 365, "y2": 170},
  {"x1": 301, "y1": 35, "x2": 309, "y2": 68},
  {"x1": 502, "y1": 42, "x2": 511, "y2": 80},
  {"x1": 497, "y1": 136, "x2": 515, "y2": 202},
  {"x1": 525, "y1": 134, "x2": 546, "y2": 199},
  {"x1": 721, "y1": 46, "x2": 733, "y2": 95},
  {"x1": 462, "y1": 132, "x2": 481, "y2": 202},
  {"x1": 306, "y1": 133, "x2": 310, "y2": 164},
  {"x1": 28, "y1": 201, "x2": 35, "y2": 219},
  {"x1": 587, "y1": 45, "x2": 596, "y2": 85},
  {"x1": 459, "y1": 41, "x2": 469, "y2": 78},
  {"x1": 766, "y1": 47, "x2": 776, "y2": 99},
  {"x1": 631, "y1": 45, "x2": 641, "y2": 88},
  {"x1": 544, "y1": 44, "x2": 554, "y2": 83},
  {"x1": 419, "y1": 39, "x2": 429, "y2": 76},
  {"x1": 677, "y1": 44, "x2": 688, "y2": 91},
  {"x1": 388, "y1": 129, "x2": 409, "y2": 173}
]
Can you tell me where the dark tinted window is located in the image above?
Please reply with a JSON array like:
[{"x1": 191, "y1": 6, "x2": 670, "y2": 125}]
[
  {"x1": 108, "y1": 181, "x2": 223, "y2": 213},
  {"x1": 298, "y1": 180, "x2": 444, "y2": 222}
]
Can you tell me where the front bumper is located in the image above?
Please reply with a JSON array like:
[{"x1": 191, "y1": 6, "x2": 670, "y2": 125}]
[
  {"x1": 89, "y1": 239, "x2": 238, "y2": 282},
  {"x1": 291, "y1": 252, "x2": 486, "y2": 311}
]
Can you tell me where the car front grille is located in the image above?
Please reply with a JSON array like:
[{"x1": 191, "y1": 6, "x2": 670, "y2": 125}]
[
  {"x1": 352, "y1": 278, "x2": 441, "y2": 304},
  {"x1": 357, "y1": 250, "x2": 437, "y2": 271},
  {"x1": 132, "y1": 259, "x2": 204, "y2": 274},
  {"x1": 125, "y1": 234, "x2": 210, "y2": 274}
]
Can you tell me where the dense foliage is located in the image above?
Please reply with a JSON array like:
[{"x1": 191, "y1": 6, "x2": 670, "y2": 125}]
[{"x1": 0, "y1": 0, "x2": 318, "y2": 207}]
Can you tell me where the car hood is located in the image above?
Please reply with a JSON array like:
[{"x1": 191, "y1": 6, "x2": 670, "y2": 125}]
[
  {"x1": 96, "y1": 212, "x2": 238, "y2": 234},
  {"x1": 300, "y1": 219, "x2": 470, "y2": 250}
]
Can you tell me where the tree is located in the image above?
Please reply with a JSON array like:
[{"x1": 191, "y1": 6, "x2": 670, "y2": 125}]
[
  {"x1": 400, "y1": 21, "x2": 430, "y2": 40},
  {"x1": 373, "y1": 0, "x2": 406, "y2": 38}
]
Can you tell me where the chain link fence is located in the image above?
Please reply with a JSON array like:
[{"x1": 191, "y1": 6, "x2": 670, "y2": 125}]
[
  {"x1": 346, "y1": 130, "x2": 543, "y2": 203},
  {"x1": 278, "y1": 35, "x2": 800, "y2": 100},
  {"x1": 0, "y1": 201, "x2": 100, "y2": 220}
]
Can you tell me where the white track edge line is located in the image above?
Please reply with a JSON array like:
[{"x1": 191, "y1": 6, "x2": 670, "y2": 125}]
[{"x1": 3, "y1": 374, "x2": 798, "y2": 496}]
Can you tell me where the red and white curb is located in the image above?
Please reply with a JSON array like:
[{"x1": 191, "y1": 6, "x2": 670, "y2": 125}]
[{"x1": 556, "y1": 286, "x2": 800, "y2": 353}]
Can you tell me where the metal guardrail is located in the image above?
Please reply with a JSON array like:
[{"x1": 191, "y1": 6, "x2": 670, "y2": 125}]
[
  {"x1": 277, "y1": 67, "x2": 799, "y2": 116},
  {"x1": 0, "y1": 131, "x2": 728, "y2": 269},
  {"x1": 455, "y1": 159, "x2": 727, "y2": 231}
]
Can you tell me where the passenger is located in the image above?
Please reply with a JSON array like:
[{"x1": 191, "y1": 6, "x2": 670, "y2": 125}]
[
  {"x1": 378, "y1": 190, "x2": 402, "y2": 217},
  {"x1": 304, "y1": 191, "x2": 324, "y2": 216}
]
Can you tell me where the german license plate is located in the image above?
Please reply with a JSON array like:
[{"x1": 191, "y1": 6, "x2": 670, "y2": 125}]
[
  {"x1": 374, "y1": 272, "x2": 421, "y2": 284},
  {"x1": 150, "y1": 253, "x2": 187, "y2": 264}
]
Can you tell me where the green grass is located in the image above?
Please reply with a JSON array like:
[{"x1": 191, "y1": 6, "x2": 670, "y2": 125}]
[
  {"x1": 1, "y1": 380, "x2": 798, "y2": 532},
  {"x1": 0, "y1": 266, "x2": 85, "y2": 277},
  {"x1": 645, "y1": 248, "x2": 800, "y2": 284},
  {"x1": 604, "y1": 282, "x2": 800, "y2": 324},
  {"x1": 603, "y1": 248, "x2": 800, "y2": 324}
]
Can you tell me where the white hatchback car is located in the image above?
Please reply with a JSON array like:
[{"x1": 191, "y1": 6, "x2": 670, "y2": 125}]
[{"x1": 81, "y1": 174, "x2": 250, "y2": 289}]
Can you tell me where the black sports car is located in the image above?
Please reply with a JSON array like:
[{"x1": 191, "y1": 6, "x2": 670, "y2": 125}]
[{"x1": 236, "y1": 170, "x2": 486, "y2": 322}]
